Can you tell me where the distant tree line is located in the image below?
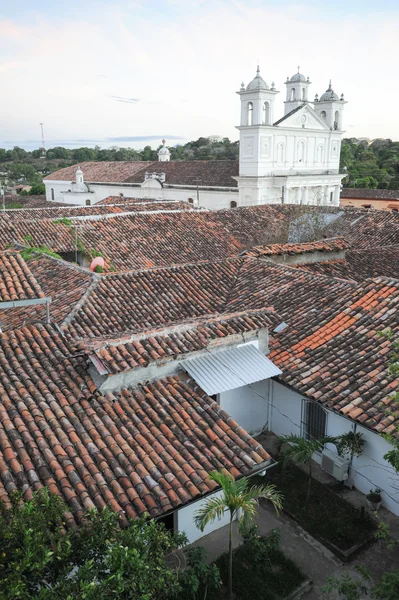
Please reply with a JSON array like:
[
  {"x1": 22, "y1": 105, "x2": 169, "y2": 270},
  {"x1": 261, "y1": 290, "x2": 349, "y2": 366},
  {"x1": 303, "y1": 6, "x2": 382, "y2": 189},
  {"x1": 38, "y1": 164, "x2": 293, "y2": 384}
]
[
  {"x1": 340, "y1": 138, "x2": 399, "y2": 189},
  {"x1": 1, "y1": 136, "x2": 398, "y2": 190}
]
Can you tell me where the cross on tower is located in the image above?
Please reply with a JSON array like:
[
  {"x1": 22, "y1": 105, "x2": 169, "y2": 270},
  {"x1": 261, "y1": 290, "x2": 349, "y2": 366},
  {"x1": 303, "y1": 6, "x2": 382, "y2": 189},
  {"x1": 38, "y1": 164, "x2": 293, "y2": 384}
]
[{"x1": 297, "y1": 65, "x2": 300, "y2": 73}]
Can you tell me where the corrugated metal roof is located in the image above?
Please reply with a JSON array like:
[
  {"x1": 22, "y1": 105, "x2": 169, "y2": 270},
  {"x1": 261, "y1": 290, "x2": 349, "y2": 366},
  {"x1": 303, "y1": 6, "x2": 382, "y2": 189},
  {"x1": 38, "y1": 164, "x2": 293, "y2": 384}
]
[{"x1": 182, "y1": 344, "x2": 282, "y2": 395}]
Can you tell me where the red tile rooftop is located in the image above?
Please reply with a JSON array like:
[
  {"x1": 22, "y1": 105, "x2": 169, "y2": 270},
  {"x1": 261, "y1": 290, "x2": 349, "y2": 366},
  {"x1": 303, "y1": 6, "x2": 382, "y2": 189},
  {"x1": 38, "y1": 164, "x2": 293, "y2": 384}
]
[
  {"x1": 44, "y1": 160, "x2": 239, "y2": 188},
  {"x1": 0, "y1": 322, "x2": 270, "y2": 524},
  {"x1": 243, "y1": 237, "x2": 350, "y2": 258},
  {"x1": 0, "y1": 251, "x2": 45, "y2": 303}
]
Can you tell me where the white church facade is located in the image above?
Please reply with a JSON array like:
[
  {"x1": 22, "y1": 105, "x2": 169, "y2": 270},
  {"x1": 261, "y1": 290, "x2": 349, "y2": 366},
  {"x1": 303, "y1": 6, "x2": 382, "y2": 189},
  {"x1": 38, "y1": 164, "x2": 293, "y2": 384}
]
[{"x1": 44, "y1": 67, "x2": 346, "y2": 209}]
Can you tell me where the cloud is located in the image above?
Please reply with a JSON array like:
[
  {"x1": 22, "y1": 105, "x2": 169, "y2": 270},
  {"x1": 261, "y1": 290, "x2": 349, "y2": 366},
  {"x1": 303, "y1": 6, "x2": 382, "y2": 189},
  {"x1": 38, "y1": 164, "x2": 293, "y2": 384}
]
[
  {"x1": 108, "y1": 95, "x2": 141, "y2": 104},
  {"x1": 0, "y1": 2, "x2": 399, "y2": 145}
]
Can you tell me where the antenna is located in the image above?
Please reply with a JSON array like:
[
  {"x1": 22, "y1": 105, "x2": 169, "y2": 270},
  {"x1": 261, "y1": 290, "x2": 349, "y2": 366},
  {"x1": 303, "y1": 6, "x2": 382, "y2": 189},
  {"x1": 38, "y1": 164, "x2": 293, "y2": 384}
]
[{"x1": 39, "y1": 122, "x2": 46, "y2": 158}]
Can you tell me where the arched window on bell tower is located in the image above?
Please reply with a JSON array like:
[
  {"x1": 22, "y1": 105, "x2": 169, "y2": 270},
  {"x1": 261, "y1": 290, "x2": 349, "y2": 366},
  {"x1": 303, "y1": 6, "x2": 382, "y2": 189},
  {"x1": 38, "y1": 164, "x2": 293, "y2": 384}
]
[
  {"x1": 334, "y1": 110, "x2": 340, "y2": 130},
  {"x1": 320, "y1": 110, "x2": 327, "y2": 120},
  {"x1": 262, "y1": 102, "x2": 270, "y2": 125},
  {"x1": 302, "y1": 87, "x2": 306, "y2": 101},
  {"x1": 247, "y1": 102, "x2": 253, "y2": 125},
  {"x1": 290, "y1": 88, "x2": 296, "y2": 101}
]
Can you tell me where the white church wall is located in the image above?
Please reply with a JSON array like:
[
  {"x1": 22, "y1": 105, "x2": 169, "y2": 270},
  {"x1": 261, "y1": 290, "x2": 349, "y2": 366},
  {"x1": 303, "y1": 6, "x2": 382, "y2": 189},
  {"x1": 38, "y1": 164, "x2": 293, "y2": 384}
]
[{"x1": 219, "y1": 380, "x2": 271, "y2": 436}]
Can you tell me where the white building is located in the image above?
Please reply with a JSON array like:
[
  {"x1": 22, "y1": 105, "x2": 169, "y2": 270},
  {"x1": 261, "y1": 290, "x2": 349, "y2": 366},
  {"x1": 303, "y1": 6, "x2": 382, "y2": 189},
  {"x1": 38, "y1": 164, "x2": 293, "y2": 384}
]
[
  {"x1": 235, "y1": 67, "x2": 346, "y2": 206},
  {"x1": 44, "y1": 66, "x2": 347, "y2": 209}
]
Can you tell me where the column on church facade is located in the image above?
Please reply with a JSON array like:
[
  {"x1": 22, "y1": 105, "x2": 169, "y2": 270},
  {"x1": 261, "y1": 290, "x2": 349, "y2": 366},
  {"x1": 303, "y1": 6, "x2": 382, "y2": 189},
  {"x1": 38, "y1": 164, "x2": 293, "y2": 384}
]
[
  {"x1": 304, "y1": 187, "x2": 309, "y2": 205},
  {"x1": 295, "y1": 187, "x2": 301, "y2": 204}
]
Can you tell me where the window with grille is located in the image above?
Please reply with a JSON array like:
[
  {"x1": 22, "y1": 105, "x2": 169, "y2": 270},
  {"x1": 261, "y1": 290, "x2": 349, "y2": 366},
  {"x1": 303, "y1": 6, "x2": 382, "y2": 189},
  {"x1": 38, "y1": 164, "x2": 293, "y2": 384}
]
[{"x1": 301, "y1": 400, "x2": 327, "y2": 441}]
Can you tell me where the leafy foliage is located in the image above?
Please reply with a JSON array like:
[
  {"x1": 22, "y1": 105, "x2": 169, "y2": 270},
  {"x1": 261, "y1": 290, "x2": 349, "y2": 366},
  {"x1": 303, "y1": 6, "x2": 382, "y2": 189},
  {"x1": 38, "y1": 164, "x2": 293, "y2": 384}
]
[
  {"x1": 277, "y1": 434, "x2": 338, "y2": 501},
  {"x1": 0, "y1": 488, "x2": 189, "y2": 600},
  {"x1": 337, "y1": 431, "x2": 365, "y2": 458},
  {"x1": 20, "y1": 245, "x2": 63, "y2": 260},
  {"x1": 260, "y1": 465, "x2": 376, "y2": 551},
  {"x1": 176, "y1": 547, "x2": 221, "y2": 600},
  {"x1": 211, "y1": 532, "x2": 306, "y2": 600},
  {"x1": 194, "y1": 471, "x2": 282, "y2": 600}
]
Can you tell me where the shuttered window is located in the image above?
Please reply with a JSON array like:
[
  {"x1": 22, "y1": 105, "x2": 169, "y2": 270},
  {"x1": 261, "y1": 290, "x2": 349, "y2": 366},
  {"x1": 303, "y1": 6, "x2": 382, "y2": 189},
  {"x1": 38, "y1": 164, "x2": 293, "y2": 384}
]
[{"x1": 302, "y1": 400, "x2": 327, "y2": 441}]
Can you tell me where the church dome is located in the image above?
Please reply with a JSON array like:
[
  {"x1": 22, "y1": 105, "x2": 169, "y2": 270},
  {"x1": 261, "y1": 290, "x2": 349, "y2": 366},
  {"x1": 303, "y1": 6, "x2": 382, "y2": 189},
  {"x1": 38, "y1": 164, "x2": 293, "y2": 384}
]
[
  {"x1": 290, "y1": 72, "x2": 306, "y2": 82},
  {"x1": 320, "y1": 81, "x2": 339, "y2": 101},
  {"x1": 246, "y1": 66, "x2": 269, "y2": 91}
]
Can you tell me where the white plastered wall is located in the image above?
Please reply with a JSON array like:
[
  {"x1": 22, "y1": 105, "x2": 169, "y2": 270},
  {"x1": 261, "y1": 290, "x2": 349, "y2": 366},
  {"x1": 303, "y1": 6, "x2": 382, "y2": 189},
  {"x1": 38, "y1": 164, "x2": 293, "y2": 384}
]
[{"x1": 177, "y1": 489, "x2": 235, "y2": 544}]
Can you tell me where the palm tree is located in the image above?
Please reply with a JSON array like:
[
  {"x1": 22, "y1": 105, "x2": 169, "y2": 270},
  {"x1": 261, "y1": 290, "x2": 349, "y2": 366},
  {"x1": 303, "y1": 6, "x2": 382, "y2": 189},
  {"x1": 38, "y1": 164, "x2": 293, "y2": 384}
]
[
  {"x1": 277, "y1": 434, "x2": 337, "y2": 502},
  {"x1": 194, "y1": 471, "x2": 283, "y2": 600}
]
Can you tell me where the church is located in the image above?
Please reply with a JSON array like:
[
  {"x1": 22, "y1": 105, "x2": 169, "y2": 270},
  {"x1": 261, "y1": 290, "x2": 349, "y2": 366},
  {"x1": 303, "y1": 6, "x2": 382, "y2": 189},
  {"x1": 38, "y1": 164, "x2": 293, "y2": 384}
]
[{"x1": 44, "y1": 66, "x2": 346, "y2": 208}]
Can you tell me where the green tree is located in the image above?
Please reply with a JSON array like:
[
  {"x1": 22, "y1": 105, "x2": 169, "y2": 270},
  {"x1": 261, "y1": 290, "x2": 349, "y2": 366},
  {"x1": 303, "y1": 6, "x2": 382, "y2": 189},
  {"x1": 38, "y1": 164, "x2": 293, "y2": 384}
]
[
  {"x1": 29, "y1": 183, "x2": 45, "y2": 195},
  {"x1": 277, "y1": 434, "x2": 337, "y2": 501},
  {"x1": 193, "y1": 471, "x2": 282, "y2": 600},
  {"x1": 0, "y1": 488, "x2": 187, "y2": 600}
]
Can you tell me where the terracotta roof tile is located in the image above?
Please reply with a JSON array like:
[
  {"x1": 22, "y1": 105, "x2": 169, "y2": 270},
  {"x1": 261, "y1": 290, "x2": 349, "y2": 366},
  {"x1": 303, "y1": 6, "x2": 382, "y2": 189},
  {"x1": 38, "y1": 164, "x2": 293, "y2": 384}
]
[
  {"x1": 243, "y1": 237, "x2": 350, "y2": 258},
  {"x1": 0, "y1": 322, "x2": 270, "y2": 522},
  {"x1": 45, "y1": 160, "x2": 239, "y2": 188},
  {"x1": 83, "y1": 309, "x2": 279, "y2": 375},
  {"x1": 298, "y1": 247, "x2": 399, "y2": 281},
  {"x1": 269, "y1": 277, "x2": 399, "y2": 438},
  {"x1": 0, "y1": 252, "x2": 45, "y2": 303}
]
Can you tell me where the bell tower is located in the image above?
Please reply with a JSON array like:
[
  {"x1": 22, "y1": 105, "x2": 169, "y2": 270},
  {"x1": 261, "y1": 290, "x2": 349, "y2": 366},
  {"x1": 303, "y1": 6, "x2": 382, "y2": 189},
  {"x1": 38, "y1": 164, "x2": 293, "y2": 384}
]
[
  {"x1": 284, "y1": 67, "x2": 312, "y2": 115},
  {"x1": 314, "y1": 81, "x2": 346, "y2": 130},
  {"x1": 236, "y1": 66, "x2": 279, "y2": 177}
]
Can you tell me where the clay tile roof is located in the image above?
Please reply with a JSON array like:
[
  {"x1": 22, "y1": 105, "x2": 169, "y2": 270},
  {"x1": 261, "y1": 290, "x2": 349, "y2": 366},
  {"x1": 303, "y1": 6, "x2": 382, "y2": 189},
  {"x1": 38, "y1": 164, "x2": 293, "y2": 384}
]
[
  {"x1": 0, "y1": 252, "x2": 45, "y2": 303},
  {"x1": 84, "y1": 309, "x2": 279, "y2": 375},
  {"x1": 325, "y1": 208, "x2": 399, "y2": 248},
  {"x1": 2, "y1": 203, "x2": 193, "y2": 222},
  {"x1": 0, "y1": 254, "x2": 94, "y2": 332},
  {"x1": 243, "y1": 237, "x2": 350, "y2": 258},
  {"x1": 270, "y1": 276, "x2": 399, "y2": 438},
  {"x1": 341, "y1": 188, "x2": 399, "y2": 201},
  {"x1": 0, "y1": 205, "x2": 292, "y2": 272},
  {"x1": 298, "y1": 247, "x2": 399, "y2": 282},
  {"x1": 44, "y1": 160, "x2": 239, "y2": 188},
  {"x1": 0, "y1": 322, "x2": 270, "y2": 523},
  {"x1": 44, "y1": 161, "x2": 152, "y2": 183}
]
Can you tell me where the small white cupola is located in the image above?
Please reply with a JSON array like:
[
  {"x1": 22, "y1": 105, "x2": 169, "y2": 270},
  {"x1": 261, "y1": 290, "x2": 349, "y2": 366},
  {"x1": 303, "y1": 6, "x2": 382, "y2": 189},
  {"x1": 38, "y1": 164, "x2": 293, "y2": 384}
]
[
  {"x1": 317, "y1": 81, "x2": 347, "y2": 130},
  {"x1": 71, "y1": 166, "x2": 88, "y2": 193},
  {"x1": 284, "y1": 66, "x2": 312, "y2": 115},
  {"x1": 158, "y1": 139, "x2": 171, "y2": 162},
  {"x1": 75, "y1": 166, "x2": 84, "y2": 185}
]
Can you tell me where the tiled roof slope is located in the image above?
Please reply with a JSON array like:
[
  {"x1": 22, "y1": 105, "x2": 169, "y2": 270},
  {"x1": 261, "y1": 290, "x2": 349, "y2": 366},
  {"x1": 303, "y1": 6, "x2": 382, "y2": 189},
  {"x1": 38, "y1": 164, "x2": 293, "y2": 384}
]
[
  {"x1": 0, "y1": 252, "x2": 45, "y2": 303},
  {"x1": 0, "y1": 205, "x2": 291, "y2": 269},
  {"x1": 2, "y1": 203, "x2": 192, "y2": 222},
  {"x1": 1, "y1": 255, "x2": 94, "y2": 332},
  {"x1": 45, "y1": 160, "x2": 240, "y2": 188},
  {"x1": 270, "y1": 277, "x2": 399, "y2": 438},
  {"x1": 244, "y1": 237, "x2": 350, "y2": 258},
  {"x1": 0, "y1": 323, "x2": 270, "y2": 522},
  {"x1": 67, "y1": 260, "x2": 240, "y2": 338},
  {"x1": 341, "y1": 188, "x2": 399, "y2": 200},
  {"x1": 96, "y1": 196, "x2": 166, "y2": 206},
  {"x1": 67, "y1": 258, "x2": 354, "y2": 339},
  {"x1": 325, "y1": 208, "x2": 399, "y2": 248},
  {"x1": 4, "y1": 195, "x2": 71, "y2": 208},
  {"x1": 44, "y1": 161, "x2": 151, "y2": 183},
  {"x1": 298, "y1": 247, "x2": 399, "y2": 282},
  {"x1": 225, "y1": 259, "x2": 354, "y2": 333},
  {"x1": 125, "y1": 160, "x2": 239, "y2": 188},
  {"x1": 84, "y1": 310, "x2": 279, "y2": 375}
]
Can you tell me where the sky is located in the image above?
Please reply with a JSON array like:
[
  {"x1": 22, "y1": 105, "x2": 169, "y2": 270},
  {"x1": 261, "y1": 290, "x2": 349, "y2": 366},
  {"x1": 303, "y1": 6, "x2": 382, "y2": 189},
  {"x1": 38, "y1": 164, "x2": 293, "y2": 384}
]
[{"x1": 1, "y1": 0, "x2": 398, "y2": 150}]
